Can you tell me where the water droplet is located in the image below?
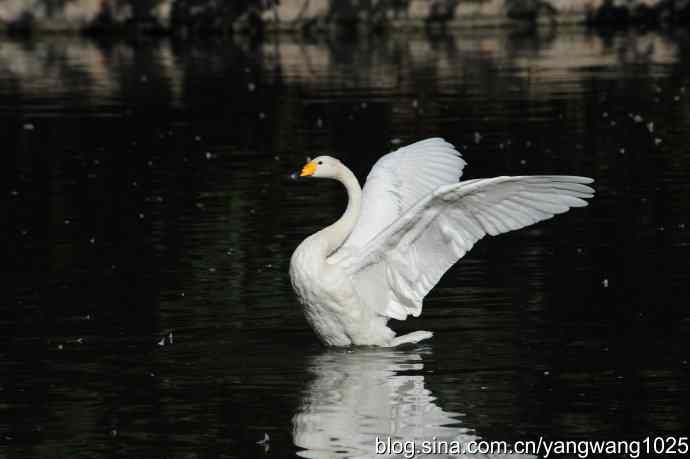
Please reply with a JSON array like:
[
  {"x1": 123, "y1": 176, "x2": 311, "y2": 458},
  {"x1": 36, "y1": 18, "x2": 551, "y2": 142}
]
[
  {"x1": 208, "y1": 267, "x2": 216, "y2": 273},
  {"x1": 316, "y1": 118, "x2": 323, "y2": 128},
  {"x1": 64, "y1": 219, "x2": 71, "y2": 225},
  {"x1": 602, "y1": 278, "x2": 609, "y2": 288},
  {"x1": 138, "y1": 213, "x2": 145, "y2": 219},
  {"x1": 411, "y1": 99, "x2": 418, "y2": 108},
  {"x1": 257, "y1": 432, "x2": 270, "y2": 444},
  {"x1": 473, "y1": 132, "x2": 482, "y2": 144},
  {"x1": 654, "y1": 138, "x2": 662, "y2": 145},
  {"x1": 520, "y1": 159, "x2": 527, "y2": 165},
  {"x1": 646, "y1": 122, "x2": 654, "y2": 133},
  {"x1": 259, "y1": 112, "x2": 266, "y2": 119},
  {"x1": 23, "y1": 122, "x2": 35, "y2": 131},
  {"x1": 205, "y1": 152, "x2": 212, "y2": 160},
  {"x1": 633, "y1": 114, "x2": 643, "y2": 123},
  {"x1": 248, "y1": 82, "x2": 256, "y2": 92}
]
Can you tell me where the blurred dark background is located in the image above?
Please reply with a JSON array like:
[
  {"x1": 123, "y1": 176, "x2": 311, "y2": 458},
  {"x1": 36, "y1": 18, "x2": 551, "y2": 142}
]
[
  {"x1": 1, "y1": 1, "x2": 690, "y2": 458},
  {"x1": 3, "y1": 0, "x2": 690, "y2": 35}
]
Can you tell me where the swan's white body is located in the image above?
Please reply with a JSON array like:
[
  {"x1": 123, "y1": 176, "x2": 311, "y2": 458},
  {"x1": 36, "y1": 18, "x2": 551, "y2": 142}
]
[{"x1": 290, "y1": 138, "x2": 594, "y2": 347}]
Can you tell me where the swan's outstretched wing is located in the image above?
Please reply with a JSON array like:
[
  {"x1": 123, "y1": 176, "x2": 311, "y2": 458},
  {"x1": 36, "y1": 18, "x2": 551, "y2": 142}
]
[
  {"x1": 344, "y1": 176, "x2": 595, "y2": 320},
  {"x1": 341, "y1": 138, "x2": 465, "y2": 251}
]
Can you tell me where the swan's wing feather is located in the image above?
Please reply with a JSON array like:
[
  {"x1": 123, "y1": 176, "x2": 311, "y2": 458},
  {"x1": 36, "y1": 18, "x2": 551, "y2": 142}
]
[
  {"x1": 342, "y1": 138, "x2": 465, "y2": 250},
  {"x1": 345, "y1": 175, "x2": 594, "y2": 320}
]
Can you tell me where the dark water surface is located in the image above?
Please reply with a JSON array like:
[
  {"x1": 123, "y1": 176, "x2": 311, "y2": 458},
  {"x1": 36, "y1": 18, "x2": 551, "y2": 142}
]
[{"x1": 2, "y1": 28, "x2": 690, "y2": 458}]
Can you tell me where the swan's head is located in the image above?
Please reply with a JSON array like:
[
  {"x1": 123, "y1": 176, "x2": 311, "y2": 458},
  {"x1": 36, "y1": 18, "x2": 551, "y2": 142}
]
[{"x1": 297, "y1": 156, "x2": 342, "y2": 179}]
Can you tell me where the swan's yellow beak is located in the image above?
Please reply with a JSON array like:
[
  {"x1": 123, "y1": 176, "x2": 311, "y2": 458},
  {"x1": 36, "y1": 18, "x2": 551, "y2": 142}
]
[{"x1": 300, "y1": 161, "x2": 317, "y2": 177}]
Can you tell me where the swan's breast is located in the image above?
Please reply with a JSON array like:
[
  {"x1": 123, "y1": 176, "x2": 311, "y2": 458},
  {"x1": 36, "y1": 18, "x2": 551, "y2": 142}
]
[{"x1": 289, "y1": 240, "x2": 360, "y2": 346}]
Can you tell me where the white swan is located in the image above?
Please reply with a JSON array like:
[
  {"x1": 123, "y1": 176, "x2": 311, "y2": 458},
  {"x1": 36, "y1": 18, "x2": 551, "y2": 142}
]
[{"x1": 289, "y1": 138, "x2": 594, "y2": 347}]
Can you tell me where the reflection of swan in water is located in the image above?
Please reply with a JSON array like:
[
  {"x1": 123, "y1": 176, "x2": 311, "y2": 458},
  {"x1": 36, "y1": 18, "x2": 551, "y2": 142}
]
[{"x1": 293, "y1": 348, "x2": 533, "y2": 459}]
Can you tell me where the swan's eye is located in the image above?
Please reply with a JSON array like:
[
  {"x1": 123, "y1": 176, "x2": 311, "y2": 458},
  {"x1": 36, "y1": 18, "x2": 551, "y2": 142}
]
[{"x1": 317, "y1": 160, "x2": 323, "y2": 165}]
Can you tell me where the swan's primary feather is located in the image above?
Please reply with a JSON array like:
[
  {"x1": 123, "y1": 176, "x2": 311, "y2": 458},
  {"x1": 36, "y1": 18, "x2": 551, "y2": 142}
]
[
  {"x1": 343, "y1": 175, "x2": 594, "y2": 321},
  {"x1": 341, "y1": 138, "x2": 465, "y2": 251}
]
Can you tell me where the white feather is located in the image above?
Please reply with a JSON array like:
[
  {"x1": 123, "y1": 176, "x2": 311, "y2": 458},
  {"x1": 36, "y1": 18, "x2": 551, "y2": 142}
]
[
  {"x1": 341, "y1": 138, "x2": 465, "y2": 251},
  {"x1": 344, "y1": 175, "x2": 595, "y2": 320}
]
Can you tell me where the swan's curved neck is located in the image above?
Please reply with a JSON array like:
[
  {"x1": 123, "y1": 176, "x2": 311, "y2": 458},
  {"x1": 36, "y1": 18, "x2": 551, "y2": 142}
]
[{"x1": 318, "y1": 165, "x2": 361, "y2": 257}]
